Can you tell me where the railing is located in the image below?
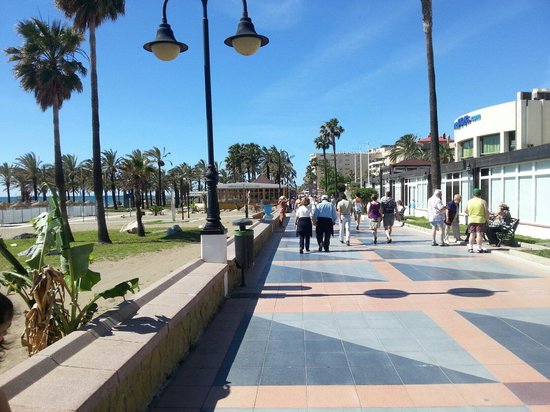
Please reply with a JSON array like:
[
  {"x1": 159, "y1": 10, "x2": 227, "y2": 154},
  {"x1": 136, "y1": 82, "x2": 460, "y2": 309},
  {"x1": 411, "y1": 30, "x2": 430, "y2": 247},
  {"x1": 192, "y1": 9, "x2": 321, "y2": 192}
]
[{"x1": 0, "y1": 204, "x2": 97, "y2": 225}]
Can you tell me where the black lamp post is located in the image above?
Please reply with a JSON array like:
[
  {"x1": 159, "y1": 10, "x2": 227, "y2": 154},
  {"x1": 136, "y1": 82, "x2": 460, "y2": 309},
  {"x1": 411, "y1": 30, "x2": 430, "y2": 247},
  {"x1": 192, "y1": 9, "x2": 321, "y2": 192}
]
[{"x1": 144, "y1": 0, "x2": 269, "y2": 238}]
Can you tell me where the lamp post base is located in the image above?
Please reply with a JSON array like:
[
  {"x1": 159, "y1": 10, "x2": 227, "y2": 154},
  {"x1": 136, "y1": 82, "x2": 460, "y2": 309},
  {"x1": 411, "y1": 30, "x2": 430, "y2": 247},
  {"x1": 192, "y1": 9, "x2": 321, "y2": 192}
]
[{"x1": 201, "y1": 233, "x2": 227, "y2": 263}]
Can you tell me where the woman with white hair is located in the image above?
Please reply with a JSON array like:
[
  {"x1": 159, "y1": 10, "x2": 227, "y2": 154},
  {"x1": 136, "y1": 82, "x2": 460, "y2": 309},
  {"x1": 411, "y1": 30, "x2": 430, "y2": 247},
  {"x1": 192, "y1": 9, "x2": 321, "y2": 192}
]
[{"x1": 427, "y1": 189, "x2": 448, "y2": 246}]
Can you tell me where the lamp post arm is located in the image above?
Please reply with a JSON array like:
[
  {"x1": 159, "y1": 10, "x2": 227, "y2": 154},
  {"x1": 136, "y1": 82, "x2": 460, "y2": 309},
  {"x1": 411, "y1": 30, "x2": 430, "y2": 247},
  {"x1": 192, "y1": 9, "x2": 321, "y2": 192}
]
[
  {"x1": 242, "y1": 0, "x2": 249, "y2": 18},
  {"x1": 161, "y1": 0, "x2": 169, "y2": 23}
]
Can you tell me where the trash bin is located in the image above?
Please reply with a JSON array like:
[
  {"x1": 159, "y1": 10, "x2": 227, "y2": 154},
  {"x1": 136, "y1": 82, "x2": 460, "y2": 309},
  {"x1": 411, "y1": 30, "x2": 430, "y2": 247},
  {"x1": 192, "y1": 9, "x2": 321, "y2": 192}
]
[
  {"x1": 262, "y1": 204, "x2": 273, "y2": 219},
  {"x1": 233, "y1": 219, "x2": 254, "y2": 286}
]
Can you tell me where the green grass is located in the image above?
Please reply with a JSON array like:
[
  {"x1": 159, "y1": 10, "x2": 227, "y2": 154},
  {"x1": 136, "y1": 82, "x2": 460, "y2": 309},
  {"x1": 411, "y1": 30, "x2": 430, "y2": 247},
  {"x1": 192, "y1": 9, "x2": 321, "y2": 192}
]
[
  {"x1": 524, "y1": 249, "x2": 550, "y2": 259},
  {"x1": 0, "y1": 227, "x2": 201, "y2": 272}
]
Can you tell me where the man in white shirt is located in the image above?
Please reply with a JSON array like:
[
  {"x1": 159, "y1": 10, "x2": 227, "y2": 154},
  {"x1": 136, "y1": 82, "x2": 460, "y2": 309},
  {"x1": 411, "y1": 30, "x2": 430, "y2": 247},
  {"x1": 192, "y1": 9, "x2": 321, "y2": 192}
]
[{"x1": 337, "y1": 193, "x2": 353, "y2": 246}]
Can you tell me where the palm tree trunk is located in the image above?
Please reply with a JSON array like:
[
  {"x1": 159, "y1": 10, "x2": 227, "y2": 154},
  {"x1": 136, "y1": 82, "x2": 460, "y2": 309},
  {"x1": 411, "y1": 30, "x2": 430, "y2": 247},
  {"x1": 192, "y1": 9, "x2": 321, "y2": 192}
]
[
  {"x1": 322, "y1": 150, "x2": 328, "y2": 193},
  {"x1": 332, "y1": 142, "x2": 338, "y2": 195},
  {"x1": 89, "y1": 22, "x2": 111, "y2": 244},
  {"x1": 134, "y1": 189, "x2": 145, "y2": 237},
  {"x1": 110, "y1": 173, "x2": 117, "y2": 210},
  {"x1": 53, "y1": 104, "x2": 74, "y2": 242},
  {"x1": 422, "y1": 0, "x2": 441, "y2": 194}
]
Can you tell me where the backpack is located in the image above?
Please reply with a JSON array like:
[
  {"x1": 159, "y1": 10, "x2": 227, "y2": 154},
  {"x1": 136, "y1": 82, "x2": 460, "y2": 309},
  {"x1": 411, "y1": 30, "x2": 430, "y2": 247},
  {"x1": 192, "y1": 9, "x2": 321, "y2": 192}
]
[{"x1": 383, "y1": 199, "x2": 396, "y2": 214}]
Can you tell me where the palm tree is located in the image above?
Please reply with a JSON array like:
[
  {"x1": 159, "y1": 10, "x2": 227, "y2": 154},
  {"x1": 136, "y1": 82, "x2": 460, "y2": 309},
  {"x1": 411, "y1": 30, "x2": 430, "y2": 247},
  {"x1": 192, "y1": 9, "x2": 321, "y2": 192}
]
[
  {"x1": 321, "y1": 118, "x2": 345, "y2": 195},
  {"x1": 439, "y1": 142, "x2": 454, "y2": 164},
  {"x1": 78, "y1": 159, "x2": 93, "y2": 203},
  {"x1": 314, "y1": 134, "x2": 331, "y2": 194},
  {"x1": 12, "y1": 168, "x2": 31, "y2": 202},
  {"x1": 5, "y1": 18, "x2": 86, "y2": 242},
  {"x1": 242, "y1": 143, "x2": 261, "y2": 182},
  {"x1": 62, "y1": 154, "x2": 79, "y2": 201},
  {"x1": 119, "y1": 150, "x2": 154, "y2": 237},
  {"x1": 259, "y1": 146, "x2": 274, "y2": 180},
  {"x1": 15, "y1": 152, "x2": 42, "y2": 201},
  {"x1": 388, "y1": 134, "x2": 424, "y2": 163},
  {"x1": 194, "y1": 159, "x2": 208, "y2": 192},
  {"x1": 225, "y1": 143, "x2": 244, "y2": 182},
  {"x1": 0, "y1": 163, "x2": 15, "y2": 204},
  {"x1": 102, "y1": 149, "x2": 121, "y2": 209},
  {"x1": 55, "y1": 0, "x2": 125, "y2": 244},
  {"x1": 421, "y1": 0, "x2": 442, "y2": 193},
  {"x1": 145, "y1": 146, "x2": 171, "y2": 206}
]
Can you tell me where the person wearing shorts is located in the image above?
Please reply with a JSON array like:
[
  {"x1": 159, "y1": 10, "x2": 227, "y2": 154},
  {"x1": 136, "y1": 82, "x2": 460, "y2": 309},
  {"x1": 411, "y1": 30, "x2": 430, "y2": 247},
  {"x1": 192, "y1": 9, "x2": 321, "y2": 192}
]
[
  {"x1": 464, "y1": 188, "x2": 490, "y2": 253},
  {"x1": 366, "y1": 193, "x2": 382, "y2": 245},
  {"x1": 353, "y1": 193, "x2": 363, "y2": 230},
  {"x1": 381, "y1": 191, "x2": 396, "y2": 243},
  {"x1": 427, "y1": 189, "x2": 447, "y2": 246}
]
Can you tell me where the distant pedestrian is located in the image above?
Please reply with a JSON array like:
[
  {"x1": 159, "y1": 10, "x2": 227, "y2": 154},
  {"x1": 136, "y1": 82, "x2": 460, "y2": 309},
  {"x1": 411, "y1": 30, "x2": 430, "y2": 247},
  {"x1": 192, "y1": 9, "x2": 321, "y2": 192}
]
[
  {"x1": 337, "y1": 193, "x2": 353, "y2": 246},
  {"x1": 295, "y1": 197, "x2": 313, "y2": 254},
  {"x1": 366, "y1": 193, "x2": 382, "y2": 245},
  {"x1": 445, "y1": 194, "x2": 463, "y2": 243},
  {"x1": 381, "y1": 191, "x2": 397, "y2": 243},
  {"x1": 353, "y1": 192, "x2": 363, "y2": 230},
  {"x1": 396, "y1": 200, "x2": 406, "y2": 227},
  {"x1": 427, "y1": 189, "x2": 448, "y2": 246},
  {"x1": 409, "y1": 199, "x2": 416, "y2": 216},
  {"x1": 277, "y1": 196, "x2": 288, "y2": 227},
  {"x1": 464, "y1": 188, "x2": 490, "y2": 253},
  {"x1": 313, "y1": 195, "x2": 337, "y2": 252}
]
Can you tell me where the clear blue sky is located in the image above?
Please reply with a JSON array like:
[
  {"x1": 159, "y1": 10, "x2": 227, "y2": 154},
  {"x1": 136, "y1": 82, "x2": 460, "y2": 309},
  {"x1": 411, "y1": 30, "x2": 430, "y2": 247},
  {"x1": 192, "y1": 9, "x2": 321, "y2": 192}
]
[{"x1": 1, "y1": 0, "x2": 549, "y2": 197}]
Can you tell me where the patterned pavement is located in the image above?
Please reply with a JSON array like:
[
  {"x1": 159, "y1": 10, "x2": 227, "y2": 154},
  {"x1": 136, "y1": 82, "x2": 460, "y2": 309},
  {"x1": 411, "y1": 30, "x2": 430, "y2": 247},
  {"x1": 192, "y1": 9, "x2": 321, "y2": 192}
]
[{"x1": 150, "y1": 216, "x2": 550, "y2": 411}]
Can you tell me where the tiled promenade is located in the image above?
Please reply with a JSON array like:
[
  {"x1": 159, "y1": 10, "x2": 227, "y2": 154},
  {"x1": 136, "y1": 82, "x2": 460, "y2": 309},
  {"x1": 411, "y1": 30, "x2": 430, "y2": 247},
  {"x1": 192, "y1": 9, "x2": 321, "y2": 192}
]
[{"x1": 150, "y1": 216, "x2": 550, "y2": 411}]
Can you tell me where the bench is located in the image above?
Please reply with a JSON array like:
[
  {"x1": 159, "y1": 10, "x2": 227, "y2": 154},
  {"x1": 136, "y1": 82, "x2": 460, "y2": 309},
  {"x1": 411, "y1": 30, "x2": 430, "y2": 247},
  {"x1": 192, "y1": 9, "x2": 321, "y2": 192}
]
[{"x1": 496, "y1": 218, "x2": 520, "y2": 247}]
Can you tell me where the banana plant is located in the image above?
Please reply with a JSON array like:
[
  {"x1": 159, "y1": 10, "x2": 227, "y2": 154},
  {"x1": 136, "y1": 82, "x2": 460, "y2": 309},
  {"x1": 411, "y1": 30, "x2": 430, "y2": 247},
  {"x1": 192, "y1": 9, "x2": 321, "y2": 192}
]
[{"x1": 0, "y1": 184, "x2": 139, "y2": 354}]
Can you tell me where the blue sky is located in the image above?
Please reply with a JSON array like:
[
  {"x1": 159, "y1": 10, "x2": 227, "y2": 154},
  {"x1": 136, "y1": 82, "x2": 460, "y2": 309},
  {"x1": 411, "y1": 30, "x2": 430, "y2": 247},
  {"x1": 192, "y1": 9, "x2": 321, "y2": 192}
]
[{"x1": 1, "y1": 0, "x2": 549, "y2": 197}]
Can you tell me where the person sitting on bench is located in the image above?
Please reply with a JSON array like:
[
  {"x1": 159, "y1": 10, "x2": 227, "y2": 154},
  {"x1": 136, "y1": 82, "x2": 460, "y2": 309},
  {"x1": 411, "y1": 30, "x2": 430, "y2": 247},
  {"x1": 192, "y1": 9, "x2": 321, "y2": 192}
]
[{"x1": 486, "y1": 203, "x2": 512, "y2": 245}]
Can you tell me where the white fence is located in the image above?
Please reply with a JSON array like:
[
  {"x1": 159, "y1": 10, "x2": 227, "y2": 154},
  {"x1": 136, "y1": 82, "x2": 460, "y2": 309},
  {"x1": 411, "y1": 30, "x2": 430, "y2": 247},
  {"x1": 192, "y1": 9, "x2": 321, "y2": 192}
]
[{"x1": 0, "y1": 204, "x2": 97, "y2": 226}]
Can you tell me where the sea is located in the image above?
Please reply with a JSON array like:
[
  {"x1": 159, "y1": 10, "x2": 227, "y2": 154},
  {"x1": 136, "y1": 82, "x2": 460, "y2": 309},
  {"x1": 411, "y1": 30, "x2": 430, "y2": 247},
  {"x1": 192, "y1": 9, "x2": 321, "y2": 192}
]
[{"x1": 0, "y1": 195, "x2": 124, "y2": 207}]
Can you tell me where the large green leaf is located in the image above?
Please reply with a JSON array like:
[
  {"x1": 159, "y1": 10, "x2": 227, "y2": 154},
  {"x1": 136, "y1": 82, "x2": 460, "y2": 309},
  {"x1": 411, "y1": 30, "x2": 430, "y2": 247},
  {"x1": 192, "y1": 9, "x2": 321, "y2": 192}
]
[
  {"x1": 0, "y1": 237, "x2": 28, "y2": 275},
  {"x1": 61, "y1": 243, "x2": 99, "y2": 291}
]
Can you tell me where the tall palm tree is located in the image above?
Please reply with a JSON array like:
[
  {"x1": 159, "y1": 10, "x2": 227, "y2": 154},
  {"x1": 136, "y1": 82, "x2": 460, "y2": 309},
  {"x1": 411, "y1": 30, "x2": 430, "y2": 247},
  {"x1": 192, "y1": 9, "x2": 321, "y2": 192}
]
[
  {"x1": 242, "y1": 143, "x2": 261, "y2": 182},
  {"x1": 5, "y1": 18, "x2": 86, "y2": 241},
  {"x1": 225, "y1": 143, "x2": 244, "y2": 182},
  {"x1": 12, "y1": 168, "x2": 31, "y2": 202},
  {"x1": 321, "y1": 118, "x2": 345, "y2": 195},
  {"x1": 62, "y1": 154, "x2": 79, "y2": 201},
  {"x1": 102, "y1": 149, "x2": 121, "y2": 209},
  {"x1": 0, "y1": 163, "x2": 15, "y2": 204},
  {"x1": 314, "y1": 134, "x2": 331, "y2": 194},
  {"x1": 259, "y1": 146, "x2": 275, "y2": 180},
  {"x1": 15, "y1": 152, "x2": 42, "y2": 201},
  {"x1": 119, "y1": 150, "x2": 154, "y2": 237},
  {"x1": 439, "y1": 142, "x2": 454, "y2": 164},
  {"x1": 194, "y1": 159, "x2": 208, "y2": 192},
  {"x1": 145, "y1": 146, "x2": 171, "y2": 206},
  {"x1": 421, "y1": 0, "x2": 441, "y2": 193},
  {"x1": 55, "y1": 0, "x2": 125, "y2": 244},
  {"x1": 388, "y1": 134, "x2": 424, "y2": 163},
  {"x1": 78, "y1": 159, "x2": 93, "y2": 203}
]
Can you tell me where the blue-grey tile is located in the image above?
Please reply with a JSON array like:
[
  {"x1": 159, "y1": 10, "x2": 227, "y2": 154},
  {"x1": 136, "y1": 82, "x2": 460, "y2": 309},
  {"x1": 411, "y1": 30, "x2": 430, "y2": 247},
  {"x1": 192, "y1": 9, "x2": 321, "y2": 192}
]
[
  {"x1": 351, "y1": 365, "x2": 402, "y2": 385},
  {"x1": 267, "y1": 339, "x2": 305, "y2": 353},
  {"x1": 305, "y1": 339, "x2": 344, "y2": 352},
  {"x1": 235, "y1": 340, "x2": 268, "y2": 353},
  {"x1": 306, "y1": 351, "x2": 348, "y2": 367},
  {"x1": 260, "y1": 366, "x2": 306, "y2": 385},
  {"x1": 306, "y1": 367, "x2": 354, "y2": 385},
  {"x1": 221, "y1": 366, "x2": 262, "y2": 385},
  {"x1": 264, "y1": 351, "x2": 305, "y2": 367},
  {"x1": 394, "y1": 363, "x2": 451, "y2": 384},
  {"x1": 269, "y1": 329, "x2": 304, "y2": 341},
  {"x1": 230, "y1": 350, "x2": 265, "y2": 367},
  {"x1": 380, "y1": 338, "x2": 424, "y2": 352},
  {"x1": 347, "y1": 351, "x2": 393, "y2": 367}
]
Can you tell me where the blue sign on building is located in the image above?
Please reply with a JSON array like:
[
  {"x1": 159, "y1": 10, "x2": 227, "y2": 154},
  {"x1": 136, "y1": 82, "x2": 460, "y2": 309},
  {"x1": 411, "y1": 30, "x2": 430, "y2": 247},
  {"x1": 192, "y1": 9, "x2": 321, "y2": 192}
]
[{"x1": 454, "y1": 114, "x2": 481, "y2": 129}]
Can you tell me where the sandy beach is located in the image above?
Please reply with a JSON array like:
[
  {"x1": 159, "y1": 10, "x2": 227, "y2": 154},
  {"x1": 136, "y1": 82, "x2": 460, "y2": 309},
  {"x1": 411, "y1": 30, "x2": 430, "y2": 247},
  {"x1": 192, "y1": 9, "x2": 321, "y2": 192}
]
[{"x1": 0, "y1": 209, "x2": 252, "y2": 373}]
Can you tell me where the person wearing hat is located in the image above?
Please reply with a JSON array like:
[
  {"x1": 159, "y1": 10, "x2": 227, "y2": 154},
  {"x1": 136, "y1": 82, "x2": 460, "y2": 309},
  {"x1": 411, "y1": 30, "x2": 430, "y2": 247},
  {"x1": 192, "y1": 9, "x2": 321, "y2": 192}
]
[
  {"x1": 337, "y1": 193, "x2": 353, "y2": 246},
  {"x1": 464, "y1": 188, "x2": 490, "y2": 253},
  {"x1": 427, "y1": 189, "x2": 448, "y2": 246},
  {"x1": 486, "y1": 202, "x2": 512, "y2": 245},
  {"x1": 313, "y1": 194, "x2": 337, "y2": 252},
  {"x1": 277, "y1": 196, "x2": 288, "y2": 228}
]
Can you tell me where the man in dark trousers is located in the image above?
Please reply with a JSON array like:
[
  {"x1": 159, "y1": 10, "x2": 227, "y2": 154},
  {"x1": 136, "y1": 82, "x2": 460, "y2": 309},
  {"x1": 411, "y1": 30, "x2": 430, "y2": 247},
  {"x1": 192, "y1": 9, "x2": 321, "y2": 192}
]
[{"x1": 313, "y1": 195, "x2": 337, "y2": 252}]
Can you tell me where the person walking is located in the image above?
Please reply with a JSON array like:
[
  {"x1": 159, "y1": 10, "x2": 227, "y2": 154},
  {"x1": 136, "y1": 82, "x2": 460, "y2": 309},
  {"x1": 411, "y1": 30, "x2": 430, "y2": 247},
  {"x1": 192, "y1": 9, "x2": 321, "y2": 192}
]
[
  {"x1": 353, "y1": 192, "x2": 363, "y2": 230},
  {"x1": 277, "y1": 196, "x2": 288, "y2": 228},
  {"x1": 381, "y1": 191, "x2": 397, "y2": 243},
  {"x1": 396, "y1": 200, "x2": 406, "y2": 227},
  {"x1": 366, "y1": 193, "x2": 382, "y2": 245},
  {"x1": 313, "y1": 195, "x2": 337, "y2": 252},
  {"x1": 464, "y1": 188, "x2": 490, "y2": 253},
  {"x1": 445, "y1": 194, "x2": 463, "y2": 243},
  {"x1": 337, "y1": 193, "x2": 353, "y2": 246},
  {"x1": 295, "y1": 197, "x2": 313, "y2": 254},
  {"x1": 427, "y1": 189, "x2": 448, "y2": 246}
]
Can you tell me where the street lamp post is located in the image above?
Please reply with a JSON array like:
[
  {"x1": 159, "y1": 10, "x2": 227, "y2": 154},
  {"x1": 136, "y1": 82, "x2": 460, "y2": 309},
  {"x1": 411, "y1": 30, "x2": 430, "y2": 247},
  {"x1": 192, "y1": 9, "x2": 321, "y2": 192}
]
[{"x1": 144, "y1": 0, "x2": 268, "y2": 263}]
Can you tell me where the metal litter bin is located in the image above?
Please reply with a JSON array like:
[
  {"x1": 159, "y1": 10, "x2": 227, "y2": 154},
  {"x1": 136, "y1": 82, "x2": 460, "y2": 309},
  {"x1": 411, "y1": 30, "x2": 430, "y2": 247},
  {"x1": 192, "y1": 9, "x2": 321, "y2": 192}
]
[{"x1": 233, "y1": 218, "x2": 254, "y2": 286}]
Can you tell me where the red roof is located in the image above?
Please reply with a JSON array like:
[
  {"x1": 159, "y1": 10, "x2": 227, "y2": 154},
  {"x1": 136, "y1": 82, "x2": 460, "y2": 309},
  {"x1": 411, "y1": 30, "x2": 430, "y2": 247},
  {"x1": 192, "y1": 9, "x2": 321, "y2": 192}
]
[
  {"x1": 253, "y1": 176, "x2": 275, "y2": 184},
  {"x1": 418, "y1": 133, "x2": 451, "y2": 143}
]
